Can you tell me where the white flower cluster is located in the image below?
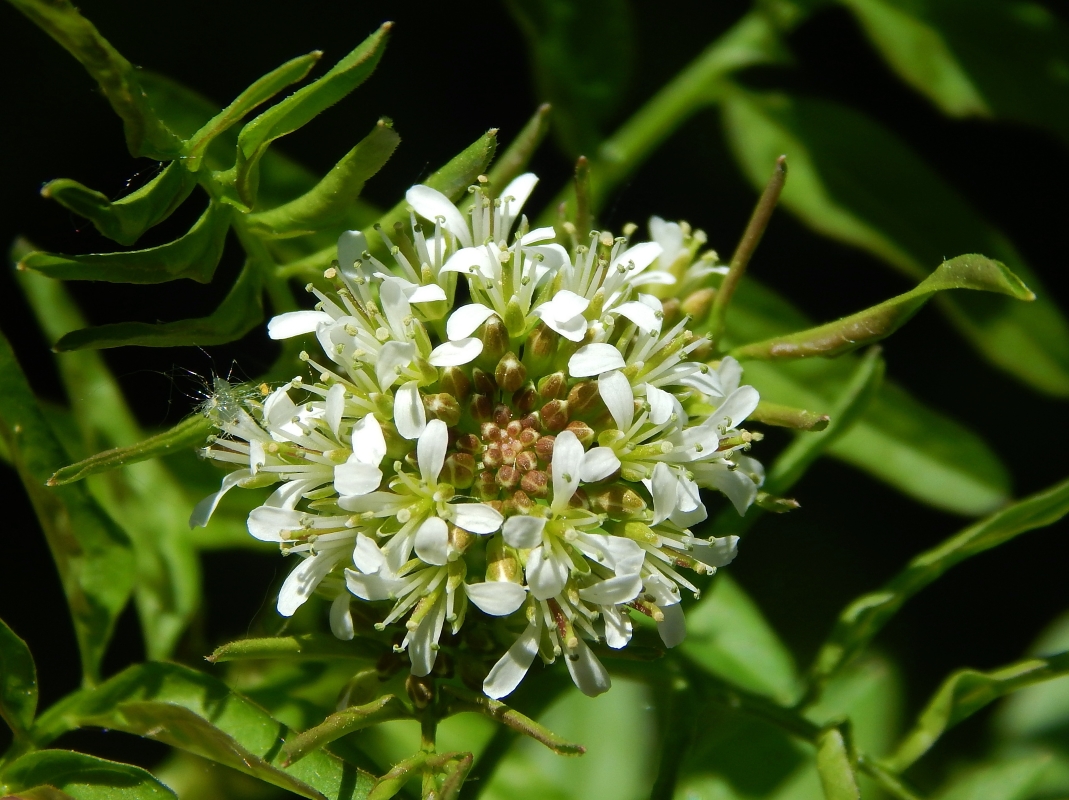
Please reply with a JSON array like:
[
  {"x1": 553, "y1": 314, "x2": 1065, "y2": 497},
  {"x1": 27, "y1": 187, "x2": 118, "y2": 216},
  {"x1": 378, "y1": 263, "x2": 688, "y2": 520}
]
[{"x1": 191, "y1": 174, "x2": 764, "y2": 699}]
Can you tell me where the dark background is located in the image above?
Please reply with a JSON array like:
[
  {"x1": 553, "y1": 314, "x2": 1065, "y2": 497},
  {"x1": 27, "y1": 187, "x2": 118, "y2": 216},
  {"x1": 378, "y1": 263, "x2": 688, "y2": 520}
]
[{"x1": 2, "y1": 0, "x2": 1068, "y2": 778}]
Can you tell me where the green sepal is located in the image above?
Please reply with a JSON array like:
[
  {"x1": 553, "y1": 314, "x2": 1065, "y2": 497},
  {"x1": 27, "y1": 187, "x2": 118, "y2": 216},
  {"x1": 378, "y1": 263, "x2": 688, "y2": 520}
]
[
  {"x1": 235, "y1": 23, "x2": 392, "y2": 205},
  {"x1": 816, "y1": 724, "x2": 861, "y2": 800},
  {"x1": 806, "y1": 475, "x2": 1069, "y2": 695},
  {"x1": 7, "y1": 0, "x2": 181, "y2": 159},
  {"x1": 207, "y1": 633, "x2": 385, "y2": 663},
  {"x1": 732, "y1": 254, "x2": 1033, "y2": 360},
  {"x1": 748, "y1": 400, "x2": 829, "y2": 431},
  {"x1": 0, "y1": 750, "x2": 176, "y2": 799},
  {"x1": 0, "y1": 616, "x2": 37, "y2": 738},
  {"x1": 183, "y1": 51, "x2": 323, "y2": 171},
  {"x1": 47, "y1": 415, "x2": 213, "y2": 486},
  {"x1": 19, "y1": 201, "x2": 231, "y2": 285},
  {"x1": 248, "y1": 119, "x2": 400, "y2": 237},
  {"x1": 41, "y1": 161, "x2": 196, "y2": 246},
  {"x1": 885, "y1": 650, "x2": 1069, "y2": 773},
  {"x1": 55, "y1": 259, "x2": 263, "y2": 351},
  {"x1": 280, "y1": 695, "x2": 409, "y2": 767}
]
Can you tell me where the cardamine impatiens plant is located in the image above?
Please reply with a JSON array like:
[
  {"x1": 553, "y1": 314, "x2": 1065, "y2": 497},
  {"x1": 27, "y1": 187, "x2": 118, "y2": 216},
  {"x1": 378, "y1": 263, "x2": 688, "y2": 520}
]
[{"x1": 5, "y1": 2, "x2": 1069, "y2": 799}]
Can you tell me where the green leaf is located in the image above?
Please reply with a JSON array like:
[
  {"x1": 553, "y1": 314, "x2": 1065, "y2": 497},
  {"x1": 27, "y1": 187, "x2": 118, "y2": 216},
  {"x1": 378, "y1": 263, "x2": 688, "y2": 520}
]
[
  {"x1": 720, "y1": 87, "x2": 1069, "y2": 396},
  {"x1": 808, "y1": 475, "x2": 1069, "y2": 692},
  {"x1": 41, "y1": 162, "x2": 197, "y2": 247},
  {"x1": 933, "y1": 754, "x2": 1052, "y2": 800},
  {"x1": 1, "y1": 750, "x2": 176, "y2": 799},
  {"x1": 19, "y1": 201, "x2": 230, "y2": 284},
  {"x1": 681, "y1": 574, "x2": 799, "y2": 704},
  {"x1": 55, "y1": 258, "x2": 263, "y2": 350},
  {"x1": 842, "y1": 0, "x2": 1069, "y2": 145},
  {"x1": 816, "y1": 726, "x2": 860, "y2": 800},
  {"x1": 886, "y1": 651, "x2": 1069, "y2": 772},
  {"x1": 208, "y1": 633, "x2": 384, "y2": 663},
  {"x1": 248, "y1": 119, "x2": 400, "y2": 237},
  {"x1": 505, "y1": 0, "x2": 633, "y2": 157},
  {"x1": 733, "y1": 254, "x2": 1033, "y2": 360},
  {"x1": 0, "y1": 617, "x2": 37, "y2": 737},
  {"x1": 31, "y1": 662, "x2": 375, "y2": 800},
  {"x1": 7, "y1": 0, "x2": 180, "y2": 159},
  {"x1": 47, "y1": 415, "x2": 212, "y2": 486},
  {"x1": 996, "y1": 611, "x2": 1069, "y2": 741},
  {"x1": 184, "y1": 51, "x2": 323, "y2": 171},
  {"x1": 0, "y1": 330, "x2": 134, "y2": 685},
  {"x1": 235, "y1": 23, "x2": 391, "y2": 205},
  {"x1": 281, "y1": 696, "x2": 409, "y2": 767}
]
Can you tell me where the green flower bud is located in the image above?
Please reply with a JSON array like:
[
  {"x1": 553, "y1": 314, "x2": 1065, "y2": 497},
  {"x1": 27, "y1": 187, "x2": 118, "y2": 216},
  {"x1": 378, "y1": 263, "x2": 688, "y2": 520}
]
[
  {"x1": 540, "y1": 399, "x2": 570, "y2": 432},
  {"x1": 537, "y1": 371, "x2": 568, "y2": 401},
  {"x1": 495, "y1": 352, "x2": 527, "y2": 392},
  {"x1": 439, "y1": 366, "x2": 472, "y2": 403},
  {"x1": 425, "y1": 393, "x2": 462, "y2": 426}
]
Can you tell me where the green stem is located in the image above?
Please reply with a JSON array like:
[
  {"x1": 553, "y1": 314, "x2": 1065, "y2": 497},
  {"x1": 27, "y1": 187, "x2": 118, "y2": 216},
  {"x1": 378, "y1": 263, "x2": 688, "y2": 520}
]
[{"x1": 648, "y1": 676, "x2": 695, "y2": 800}]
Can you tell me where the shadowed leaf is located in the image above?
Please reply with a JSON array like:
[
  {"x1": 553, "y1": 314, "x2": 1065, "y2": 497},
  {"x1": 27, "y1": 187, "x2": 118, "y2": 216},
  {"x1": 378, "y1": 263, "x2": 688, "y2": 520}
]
[
  {"x1": 816, "y1": 726, "x2": 860, "y2": 800},
  {"x1": 0, "y1": 616, "x2": 37, "y2": 737},
  {"x1": 1, "y1": 750, "x2": 175, "y2": 799}
]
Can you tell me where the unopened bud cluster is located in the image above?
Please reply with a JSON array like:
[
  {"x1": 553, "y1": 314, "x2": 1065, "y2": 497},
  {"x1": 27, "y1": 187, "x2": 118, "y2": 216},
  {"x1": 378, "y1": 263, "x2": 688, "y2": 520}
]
[{"x1": 192, "y1": 174, "x2": 764, "y2": 698}]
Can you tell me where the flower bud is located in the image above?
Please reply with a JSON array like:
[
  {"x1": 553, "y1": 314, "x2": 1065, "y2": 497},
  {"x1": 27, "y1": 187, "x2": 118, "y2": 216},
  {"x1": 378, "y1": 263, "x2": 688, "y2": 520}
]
[
  {"x1": 503, "y1": 297, "x2": 527, "y2": 337},
  {"x1": 535, "y1": 435, "x2": 555, "y2": 462},
  {"x1": 587, "y1": 484, "x2": 646, "y2": 517},
  {"x1": 540, "y1": 400, "x2": 570, "y2": 432},
  {"x1": 537, "y1": 371, "x2": 568, "y2": 401},
  {"x1": 513, "y1": 383, "x2": 538, "y2": 414},
  {"x1": 565, "y1": 420, "x2": 595, "y2": 447},
  {"x1": 486, "y1": 534, "x2": 522, "y2": 583},
  {"x1": 449, "y1": 524, "x2": 475, "y2": 553},
  {"x1": 524, "y1": 322, "x2": 558, "y2": 375},
  {"x1": 477, "y1": 314, "x2": 509, "y2": 370},
  {"x1": 475, "y1": 470, "x2": 498, "y2": 500},
  {"x1": 660, "y1": 297, "x2": 682, "y2": 327},
  {"x1": 516, "y1": 450, "x2": 538, "y2": 472},
  {"x1": 439, "y1": 366, "x2": 471, "y2": 403},
  {"x1": 682, "y1": 287, "x2": 716, "y2": 319},
  {"x1": 567, "y1": 381, "x2": 604, "y2": 417},
  {"x1": 455, "y1": 433, "x2": 480, "y2": 453},
  {"x1": 469, "y1": 393, "x2": 493, "y2": 422},
  {"x1": 472, "y1": 368, "x2": 496, "y2": 396},
  {"x1": 520, "y1": 469, "x2": 549, "y2": 498},
  {"x1": 493, "y1": 404, "x2": 513, "y2": 428},
  {"x1": 495, "y1": 352, "x2": 527, "y2": 392},
  {"x1": 406, "y1": 674, "x2": 435, "y2": 709},
  {"x1": 424, "y1": 393, "x2": 461, "y2": 426},
  {"x1": 441, "y1": 452, "x2": 476, "y2": 489},
  {"x1": 496, "y1": 465, "x2": 521, "y2": 490},
  {"x1": 508, "y1": 490, "x2": 535, "y2": 513}
]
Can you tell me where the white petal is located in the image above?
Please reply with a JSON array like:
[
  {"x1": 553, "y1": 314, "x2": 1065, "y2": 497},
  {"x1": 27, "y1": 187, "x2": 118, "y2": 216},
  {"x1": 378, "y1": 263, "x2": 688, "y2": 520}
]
[
  {"x1": 248, "y1": 440, "x2": 266, "y2": 474},
  {"x1": 580, "y1": 447, "x2": 621, "y2": 482},
  {"x1": 542, "y1": 289, "x2": 589, "y2": 321},
  {"x1": 574, "y1": 532, "x2": 644, "y2": 574},
  {"x1": 611, "y1": 300, "x2": 661, "y2": 333},
  {"x1": 690, "y1": 535, "x2": 739, "y2": 568},
  {"x1": 376, "y1": 341, "x2": 416, "y2": 390},
  {"x1": 446, "y1": 304, "x2": 497, "y2": 340},
  {"x1": 345, "y1": 567, "x2": 402, "y2": 601},
  {"x1": 265, "y1": 477, "x2": 321, "y2": 510},
  {"x1": 417, "y1": 419, "x2": 448, "y2": 484},
  {"x1": 414, "y1": 516, "x2": 450, "y2": 566},
  {"x1": 649, "y1": 216, "x2": 684, "y2": 264},
  {"x1": 394, "y1": 381, "x2": 427, "y2": 440},
  {"x1": 380, "y1": 278, "x2": 413, "y2": 339},
  {"x1": 408, "y1": 595, "x2": 446, "y2": 677},
  {"x1": 566, "y1": 638, "x2": 611, "y2": 697},
  {"x1": 406, "y1": 283, "x2": 448, "y2": 303},
  {"x1": 645, "y1": 384, "x2": 676, "y2": 425},
  {"x1": 330, "y1": 594, "x2": 354, "y2": 641},
  {"x1": 657, "y1": 602, "x2": 686, "y2": 648},
  {"x1": 670, "y1": 502, "x2": 708, "y2": 528},
  {"x1": 466, "y1": 582, "x2": 527, "y2": 616},
  {"x1": 277, "y1": 551, "x2": 341, "y2": 616},
  {"x1": 644, "y1": 573, "x2": 681, "y2": 607},
  {"x1": 711, "y1": 386, "x2": 760, "y2": 430},
  {"x1": 352, "y1": 533, "x2": 387, "y2": 573},
  {"x1": 502, "y1": 515, "x2": 546, "y2": 549},
  {"x1": 247, "y1": 506, "x2": 300, "y2": 542},
  {"x1": 334, "y1": 461, "x2": 382, "y2": 497},
  {"x1": 611, "y1": 240, "x2": 662, "y2": 272},
  {"x1": 441, "y1": 246, "x2": 496, "y2": 279},
  {"x1": 500, "y1": 172, "x2": 539, "y2": 218},
  {"x1": 536, "y1": 309, "x2": 588, "y2": 342},
  {"x1": 598, "y1": 370, "x2": 634, "y2": 431},
  {"x1": 429, "y1": 338, "x2": 483, "y2": 367},
  {"x1": 700, "y1": 463, "x2": 758, "y2": 515},
  {"x1": 326, "y1": 383, "x2": 345, "y2": 437},
  {"x1": 520, "y1": 226, "x2": 556, "y2": 244},
  {"x1": 717, "y1": 356, "x2": 743, "y2": 396},
  {"x1": 578, "y1": 574, "x2": 642, "y2": 605},
  {"x1": 568, "y1": 343, "x2": 626, "y2": 377},
  {"x1": 526, "y1": 545, "x2": 568, "y2": 601},
  {"x1": 407, "y1": 185, "x2": 472, "y2": 248},
  {"x1": 451, "y1": 502, "x2": 504, "y2": 534},
  {"x1": 267, "y1": 310, "x2": 331, "y2": 340},
  {"x1": 550, "y1": 430, "x2": 584, "y2": 512},
  {"x1": 602, "y1": 605, "x2": 633, "y2": 649},
  {"x1": 337, "y1": 230, "x2": 368, "y2": 271},
  {"x1": 351, "y1": 414, "x2": 387, "y2": 465},
  {"x1": 483, "y1": 617, "x2": 541, "y2": 699}
]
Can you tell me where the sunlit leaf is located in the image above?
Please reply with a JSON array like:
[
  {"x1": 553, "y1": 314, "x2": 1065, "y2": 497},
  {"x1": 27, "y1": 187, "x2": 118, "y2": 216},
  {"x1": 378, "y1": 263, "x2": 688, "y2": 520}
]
[
  {"x1": 0, "y1": 750, "x2": 176, "y2": 800},
  {"x1": 0, "y1": 616, "x2": 37, "y2": 737},
  {"x1": 842, "y1": 0, "x2": 1069, "y2": 144},
  {"x1": 248, "y1": 119, "x2": 400, "y2": 237},
  {"x1": 720, "y1": 87, "x2": 1069, "y2": 396},
  {"x1": 886, "y1": 651, "x2": 1069, "y2": 772},
  {"x1": 7, "y1": 0, "x2": 180, "y2": 159},
  {"x1": 733, "y1": 255, "x2": 1033, "y2": 360},
  {"x1": 808, "y1": 475, "x2": 1069, "y2": 692},
  {"x1": 933, "y1": 754, "x2": 1052, "y2": 800},
  {"x1": 30, "y1": 662, "x2": 375, "y2": 800},
  {"x1": 0, "y1": 330, "x2": 134, "y2": 685},
  {"x1": 55, "y1": 259, "x2": 263, "y2": 351},
  {"x1": 505, "y1": 0, "x2": 633, "y2": 157},
  {"x1": 235, "y1": 24, "x2": 392, "y2": 205},
  {"x1": 681, "y1": 574, "x2": 800, "y2": 704},
  {"x1": 816, "y1": 726, "x2": 860, "y2": 800},
  {"x1": 19, "y1": 201, "x2": 231, "y2": 285},
  {"x1": 41, "y1": 162, "x2": 197, "y2": 247}
]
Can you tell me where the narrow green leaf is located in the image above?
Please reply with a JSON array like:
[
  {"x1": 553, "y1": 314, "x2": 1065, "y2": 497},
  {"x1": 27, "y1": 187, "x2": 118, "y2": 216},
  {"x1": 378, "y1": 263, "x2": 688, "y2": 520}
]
[
  {"x1": 236, "y1": 23, "x2": 391, "y2": 204},
  {"x1": 184, "y1": 51, "x2": 323, "y2": 171},
  {"x1": 486, "y1": 103, "x2": 553, "y2": 194},
  {"x1": 816, "y1": 726, "x2": 860, "y2": 800},
  {"x1": 842, "y1": 0, "x2": 1069, "y2": 145},
  {"x1": 249, "y1": 119, "x2": 400, "y2": 237},
  {"x1": 7, "y1": 0, "x2": 180, "y2": 159},
  {"x1": 1, "y1": 750, "x2": 176, "y2": 799},
  {"x1": 808, "y1": 475, "x2": 1069, "y2": 692},
  {"x1": 505, "y1": 0, "x2": 633, "y2": 157},
  {"x1": 886, "y1": 651, "x2": 1069, "y2": 772},
  {"x1": 47, "y1": 415, "x2": 212, "y2": 486},
  {"x1": 55, "y1": 258, "x2": 263, "y2": 350},
  {"x1": 19, "y1": 201, "x2": 231, "y2": 284},
  {"x1": 681, "y1": 574, "x2": 799, "y2": 704},
  {"x1": 281, "y1": 696, "x2": 409, "y2": 767},
  {"x1": 30, "y1": 662, "x2": 375, "y2": 800},
  {"x1": 995, "y1": 611, "x2": 1069, "y2": 741},
  {"x1": 0, "y1": 330, "x2": 134, "y2": 685},
  {"x1": 41, "y1": 162, "x2": 197, "y2": 247},
  {"x1": 733, "y1": 254, "x2": 1033, "y2": 360},
  {"x1": 933, "y1": 754, "x2": 1052, "y2": 800},
  {"x1": 720, "y1": 87, "x2": 1069, "y2": 396},
  {"x1": 208, "y1": 633, "x2": 384, "y2": 663},
  {"x1": 0, "y1": 617, "x2": 37, "y2": 737}
]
